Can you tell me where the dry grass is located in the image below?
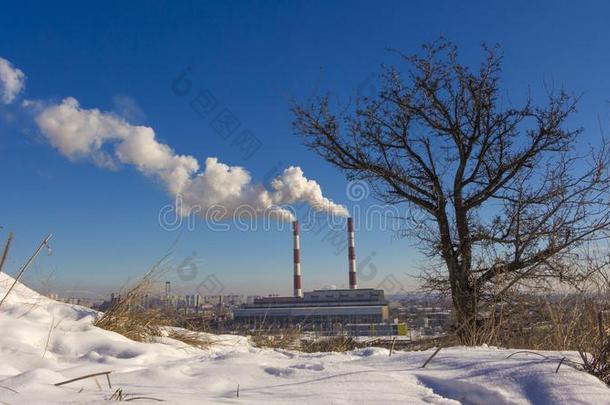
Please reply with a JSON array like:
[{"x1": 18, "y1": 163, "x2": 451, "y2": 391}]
[
  {"x1": 301, "y1": 335, "x2": 360, "y2": 353},
  {"x1": 441, "y1": 288, "x2": 610, "y2": 384},
  {"x1": 94, "y1": 256, "x2": 179, "y2": 343},
  {"x1": 579, "y1": 342, "x2": 610, "y2": 384},
  {"x1": 438, "y1": 290, "x2": 606, "y2": 352},
  {"x1": 95, "y1": 307, "x2": 167, "y2": 342},
  {"x1": 92, "y1": 257, "x2": 216, "y2": 351},
  {"x1": 569, "y1": 303, "x2": 610, "y2": 384},
  {"x1": 93, "y1": 274, "x2": 168, "y2": 342},
  {"x1": 167, "y1": 329, "x2": 211, "y2": 350},
  {"x1": 493, "y1": 296, "x2": 602, "y2": 351},
  {"x1": 249, "y1": 327, "x2": 371, "y2": 353},
  {"x1": 250, "y1": 327, "x2": 302, "y2": 350}
]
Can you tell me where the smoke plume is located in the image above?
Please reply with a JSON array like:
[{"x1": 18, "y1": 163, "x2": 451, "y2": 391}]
[{"x1": 34, "y1": 97, "x2": 348, "y2": 221}]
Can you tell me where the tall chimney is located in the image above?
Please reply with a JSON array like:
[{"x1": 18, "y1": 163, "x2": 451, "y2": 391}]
[
  {"x1": 348, "y1": 217, "x2": 357, "y2": 289},
  {"x1": 293, "y1": 220, "x2": 303, "y2": 297}
]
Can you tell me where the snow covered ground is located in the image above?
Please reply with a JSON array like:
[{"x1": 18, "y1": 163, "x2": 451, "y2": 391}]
[{"x1": 1, "y1": 273, "x2": 610, "y2": 404}]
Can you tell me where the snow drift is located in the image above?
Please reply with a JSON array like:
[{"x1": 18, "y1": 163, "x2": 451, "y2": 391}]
[{"x1": 1, "y1": 272, "x2": 610, "y2": 404}]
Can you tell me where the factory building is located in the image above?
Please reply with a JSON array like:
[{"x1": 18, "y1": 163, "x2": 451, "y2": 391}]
[
  {"x1": 234, "y1": 218, "x2": 393, "y2": 331},
  {"x1": 234, "y1": 288, "x2": 389, "y2": 327}
]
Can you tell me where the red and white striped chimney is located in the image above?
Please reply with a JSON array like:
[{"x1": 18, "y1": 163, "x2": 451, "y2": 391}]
[
  {"x1": 293, "y1": 220, "x2": 303, "y2": 298},
  {"x1": 348, "y1": 217, "x2": 357, "y2": 289}
]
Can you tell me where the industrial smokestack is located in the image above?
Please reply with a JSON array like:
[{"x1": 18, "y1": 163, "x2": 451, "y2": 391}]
[
  {"x1": 348, "y1": 217, "x2": 357, "y2": 289},
  {"x1": 293, "y1": 220, "x2": 303, "y2": 298}
]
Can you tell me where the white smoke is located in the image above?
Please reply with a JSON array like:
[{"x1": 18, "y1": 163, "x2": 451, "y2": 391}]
[
  {"x1": 34, "y1": 97, "x2": 348, "y2": 221},
  {"x1": 271, "y1": 166, "x2": 348, "y2": 215},
  {"x1": 0, "y1": 57, "x2": 26, "y2": 104},
  {"x1": 35, "y1": 97, "x2": 199, "y2": 193}
]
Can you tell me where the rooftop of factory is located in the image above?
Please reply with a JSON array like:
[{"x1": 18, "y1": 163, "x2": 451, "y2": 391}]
[{"x1": 247, "y1": 288, "x2": 387, "y2": 307}]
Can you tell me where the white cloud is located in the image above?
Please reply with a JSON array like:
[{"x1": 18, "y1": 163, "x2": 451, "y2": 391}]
[
  {"x1": 0, "y1": 57, "x2": 26, "y2": 104},
  {"x1": 34, "y1": 97, "x2": 347, "y2": 221},
  {"x1": 112, "y1": 94, "x2": 146, "y2": 123}
]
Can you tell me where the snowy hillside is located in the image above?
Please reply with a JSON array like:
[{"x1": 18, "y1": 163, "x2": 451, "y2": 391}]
[{"x1": 1, "y1": 273, "x2": 609, "y2": 404}]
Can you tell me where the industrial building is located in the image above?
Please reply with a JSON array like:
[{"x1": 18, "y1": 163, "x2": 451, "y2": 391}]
[
  {"x1": 234, "y1": 218, "x2": 402, "y2": 335},
  {"x1": 234, "y1": 287, "x2": 390, "y2": 327}
]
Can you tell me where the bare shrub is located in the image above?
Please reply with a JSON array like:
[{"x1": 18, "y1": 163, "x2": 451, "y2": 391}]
[
  {"x1": 579, "y1": 327, "x2": 610, "y2": 384},
  {"x1": 496, "y1": 295, "x2": 601, "y2": 351}
]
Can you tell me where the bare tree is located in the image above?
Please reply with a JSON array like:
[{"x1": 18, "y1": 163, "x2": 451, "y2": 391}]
[{"x1": 292, "y1": 40, "x2": 610, "y2": 343}]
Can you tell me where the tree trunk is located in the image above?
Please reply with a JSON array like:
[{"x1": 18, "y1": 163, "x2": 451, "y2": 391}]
[
  {"x1": 449, "y1": 261, "x2": 477, "y2": 343},
  {"x1": 437, "y1": 205, "x2": 478, "y2": 343}
]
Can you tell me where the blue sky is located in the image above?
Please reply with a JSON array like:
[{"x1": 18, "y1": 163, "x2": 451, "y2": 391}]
[{"x1": 1, "y1": 1, "x2": 610, "y2": 297}]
